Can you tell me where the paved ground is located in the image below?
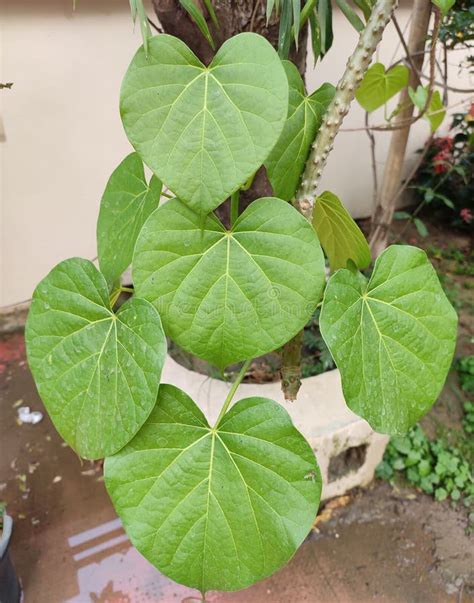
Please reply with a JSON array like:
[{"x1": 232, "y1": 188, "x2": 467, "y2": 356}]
[{"x1": 1, "y1": 331, "x2": 473, "y2": 603}]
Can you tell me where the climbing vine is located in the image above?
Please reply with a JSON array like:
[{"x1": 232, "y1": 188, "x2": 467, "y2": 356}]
[{"x1": 25, "y1": 0, "x2": 457, "y2": 596}]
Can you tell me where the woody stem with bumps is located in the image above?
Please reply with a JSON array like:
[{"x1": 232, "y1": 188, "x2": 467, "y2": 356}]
[{"x1": 280, "y1": 0, "x2": 398, "y2": 400}]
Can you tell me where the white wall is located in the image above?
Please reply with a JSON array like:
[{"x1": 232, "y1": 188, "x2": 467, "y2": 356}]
[
  {"x1": 1, "y1": 1, "x2": 472, "y2": 306},
  {"x1": 0, "y1": 0, "x2": 147, "y2": 307}
]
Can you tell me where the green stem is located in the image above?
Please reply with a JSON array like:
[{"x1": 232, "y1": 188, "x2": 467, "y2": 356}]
[
  {"x1": 109, "y1": 289, "x2": 122, "y2": 308},
  {"x1": 240, "y1": 172, "x2": 256, "y2": 191},
  {"x1": 109, "y1": 286, "x2": 134, "y2": 308},
  {"x1": 230, "y1": 190, "x2": 240, "y2": 227},
  {"x1": 214, "y1": 358, "x2": 252, "y2": 428}
]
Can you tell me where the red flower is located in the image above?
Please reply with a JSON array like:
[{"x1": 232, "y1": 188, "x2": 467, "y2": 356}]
[
  {"x1": 433, "y1": 151, "x2": 450, "y2": 174},
  {"x1": 434, "y1": 136, "x2": 453, "y2": 151},
  {"x1": 460, "y1": 208, "x2": 472, "y2": 224}
]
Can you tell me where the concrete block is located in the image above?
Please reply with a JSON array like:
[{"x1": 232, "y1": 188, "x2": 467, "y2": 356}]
[{"x1": 161, "y1": 356, "x2": 389, "y2": 501}]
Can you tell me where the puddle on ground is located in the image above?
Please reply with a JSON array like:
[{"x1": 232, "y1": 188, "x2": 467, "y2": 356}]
[{"x1": 65, "y1": 519, "x2": 197, "y2": 602}]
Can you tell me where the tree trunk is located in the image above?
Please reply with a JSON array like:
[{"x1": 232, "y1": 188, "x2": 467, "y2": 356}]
[
  {"x1": 369, "y1": 0, "x2": 432, "y2": 258},
  {"x1": 152, "y1": 0, "x2": 308, "y2": 71},
  {"x1": 151, "y1": 0, "x2": 309, "y2": 222}
]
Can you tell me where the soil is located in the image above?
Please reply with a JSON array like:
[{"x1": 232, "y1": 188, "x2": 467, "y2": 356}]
[{"x1": 0, "y1": 220, "x2": 473, "y2": 602}]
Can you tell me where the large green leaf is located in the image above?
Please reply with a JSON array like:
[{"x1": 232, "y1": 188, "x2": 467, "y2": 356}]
[
  {"x1": 355, "y1": 63, "x2": 409, "y2": 113},
  {"x1": 320, "y1": 245, "x2": 457, "y2": 434},
  {"x1": 133, "y1": 197, "x2": 326, "y2": 367},
  {"x1": 265, "y1": 62, "x2": 335, "y2": 200},
  {"x1": 97, "y1": 153, "x2": 162, "y2": 285},
  {"x1": 105, "y1": 384, "x2": 321, "y2": 593},
  {"x1": 120, "y1": 33, "x2": 288, "y2": 214},
  {"x1": 25, "y1": 258, "x2": 167, "y2": 459},
  {"x1": 312, "y1": 191, "x2": 371, "y2": 271}
]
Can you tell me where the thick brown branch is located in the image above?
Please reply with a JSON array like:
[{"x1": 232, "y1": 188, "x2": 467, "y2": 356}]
[{"x1": 369, "y1": 1, "x2": 434, "y2": 257}]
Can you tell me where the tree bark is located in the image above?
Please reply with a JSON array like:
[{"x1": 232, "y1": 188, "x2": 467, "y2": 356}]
[
  {"x1": 152, "y1": 0, "x2": 308, "y2": 71},
  {"x1": 151, "y1": 1, "x2": 308, "y2": 223},
  {"x1": 369, "y1": 0, "x2": 432, "y2": 258}
]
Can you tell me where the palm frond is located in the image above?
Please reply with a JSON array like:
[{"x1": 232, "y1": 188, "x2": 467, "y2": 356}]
[
  {"x1": 179, "y1": 0, "x2": 216, "y2": 49},
  {"x1": 129, "y1": 0, "x2": 152, "y2": 55}
]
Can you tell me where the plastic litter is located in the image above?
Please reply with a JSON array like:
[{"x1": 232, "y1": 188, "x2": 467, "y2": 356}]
[{"x1": 17, "y1": 406, "x2": 43, "y2": 425}]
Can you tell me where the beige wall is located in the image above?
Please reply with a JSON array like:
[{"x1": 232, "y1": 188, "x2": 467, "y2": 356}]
[{"x1": 1, "y1": 1, "x2": 471, "y2": 306}]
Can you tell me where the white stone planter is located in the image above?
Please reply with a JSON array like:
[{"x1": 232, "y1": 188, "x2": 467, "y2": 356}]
[{"x1": 161, "y1": 356, "x2": 389, "y2": 501}]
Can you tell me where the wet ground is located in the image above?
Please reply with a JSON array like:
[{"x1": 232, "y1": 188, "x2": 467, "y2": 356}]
[{"x1": 1, "y1": 330, "x2": 473, "y2": 603}]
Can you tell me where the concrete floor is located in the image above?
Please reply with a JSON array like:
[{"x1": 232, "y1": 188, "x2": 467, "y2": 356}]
[{"x1": 1, "y1": 331, "x2": 473, "y2": 603}]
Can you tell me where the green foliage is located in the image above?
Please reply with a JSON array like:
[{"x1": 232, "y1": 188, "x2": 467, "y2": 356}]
[
  {"x1": 97, "y1": 153, "x2": 162, "y2": 286},
  {"x1": 133, "y1": 197, "x2": 326, "y2": 368},
  {"x1": 120, "y1": 33, "x2": 288, "y2": 215},
  {"x1": 178, "y1": 0, "x2": 216, "y2": 49},
  {"x1": 312, "y1": 190, "x2": 371, "y2": 271},
  {"x1": 355, "y1": 63, "x2": 409, "y2": 113},
  {"x1": 432, "y1": 0, "x2": 455, "y2": 16},
  {"x1": 302, "y1": 309, "x2": 335, "y2": 377},
  {"x1": 376, "y1": 424, "x2": 474, "y2": 505},
  {"x1": 129, "y1": 0, "x2": 152, "y2": 54},
  {"x1": 409, "y1": 86, "x2": 446, "y2": 133},
  {"x1": 438, "y1": 0, "x2": 474, "y2": 62},
  {"x1": 320, "y1": 245, "x2": 458, "y2": 434},
  {"x1": 463, "y1": 401, "x2": 474, "y2": 434},
  {"x1": 265, "y1": 62, "x2": 335, "y2": 200},
  {"x1": 266, "y1": 0, "x2": 375, "y2": 61},
  {"x1": 25, "y1": 258, "x2": 167, "y2": 459},
  {"x1": 105, "y1": 384, "x2": 321, "y2": 592},
  {"x1": 336, "y1": 0, "x2": 364, "y2": 31},
  {"x1": 456, "y1": 355, "x2": 474, "y2": 395},
  {"x1": 318, "y1": 0, "x2": 333, "y2": 56},
  {"x1": 25, "y1": 30, "x2": 459, "y2": 595},
  {"x1": 410, "y1": 109, "x2": 474, "y2": 229}
]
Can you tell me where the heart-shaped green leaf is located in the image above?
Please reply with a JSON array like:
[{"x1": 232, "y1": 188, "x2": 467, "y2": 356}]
[
  {"x1": 432, "y1": 0, "x2": 455, "y2": 15},
  {"x1": 105, "y1": 384, "x2": 321, "y2": 593},
  {"x1": 97, "y1": 153, "x2": 162, "y2": 285},
  {"x1": 408, "y1": 86, "x2": 446, "y2": 133},
  {"x1": 355, "y1": 63, "x2": 409, "y2": 113},
  {"x1": 320, "y1": 245, "x2": 457, "y2": 434},
  {"x1": 133, "y1": 197, "x2": 326, "y2": 367},
  {"x1": 120, "y1": 33, "x2": 289, "y2": 214},
  {"x1": 312, "y1": 191, "x2": 371, "y2": 271},
  {"x1": 265, "y1": 61, "x2": 335, "y2": 201},
  {"x1": 25, "y1": 258, "x2": 167, "y2": 459}
]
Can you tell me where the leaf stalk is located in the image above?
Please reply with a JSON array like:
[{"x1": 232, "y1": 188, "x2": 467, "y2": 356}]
[
  {"x1": 230, "y1": 190, "x2": 240, "y2": 227},
  {"x1": 214, "y1": 358, "x2": 252, "y2": 428}
]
